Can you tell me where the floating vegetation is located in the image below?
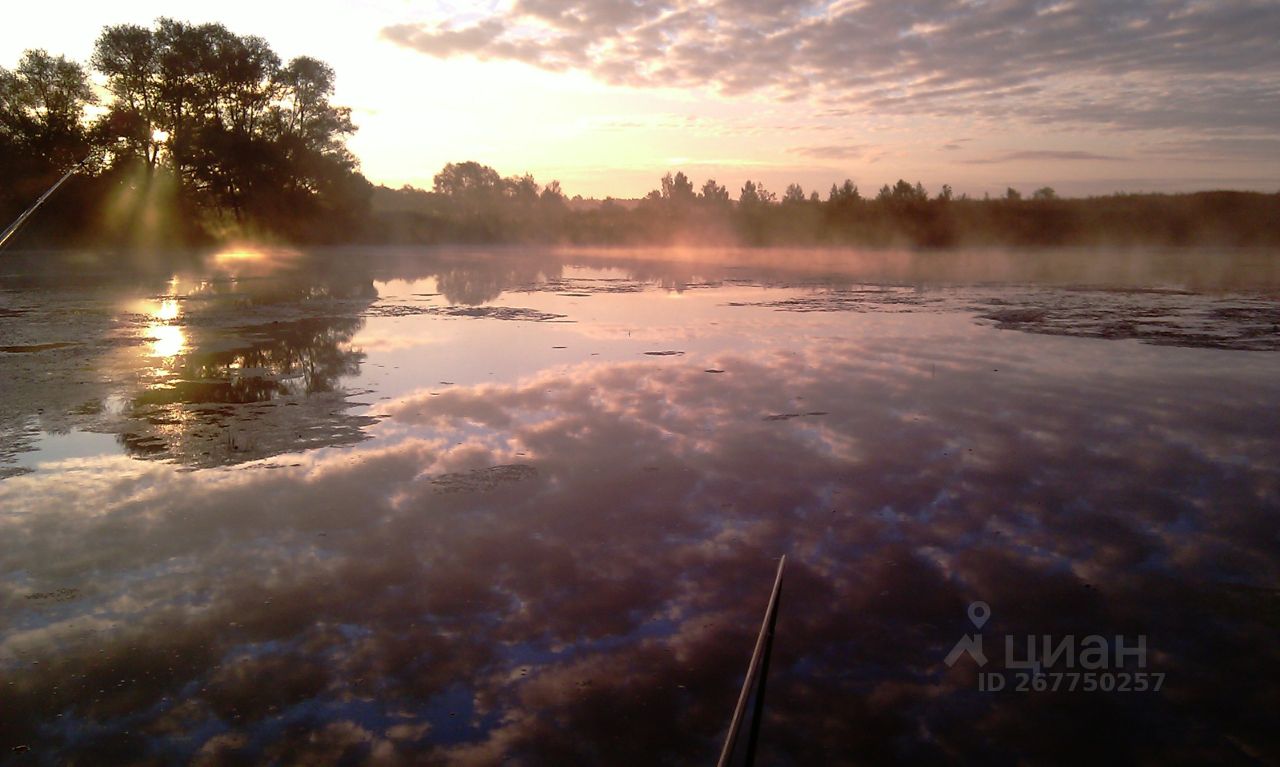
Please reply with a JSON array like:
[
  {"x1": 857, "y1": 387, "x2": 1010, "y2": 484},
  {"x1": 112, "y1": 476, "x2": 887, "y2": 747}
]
[
  {"x1": 430, "y1": 464, "x2": 539, "y2": 494},
  {"x1": 24, "y1": 587, "x2": 79, "y2": 602},
  {"x1": 977, "y1": 292, "x2": 1280, "y2": 351},
  {"x1": 762, "y1": 411, "x2": 829, "y2": 421},
  {"x1": 0, "y1": 342, "x2": 80, "y2": 353},
  {"x1": 727, "y1": 286, "x2": 933, "y2": 313},
  {"x1": 367, "y1": 305, "x2": 569, "y2": 322}
]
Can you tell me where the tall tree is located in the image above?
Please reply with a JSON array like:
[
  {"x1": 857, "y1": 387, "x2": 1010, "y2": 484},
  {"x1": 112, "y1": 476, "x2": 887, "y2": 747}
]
[
  {"x1": 700, "y1": 178, "x2": 729, "y2": 203},
  {"x1": 738, "y1": 180, "x2": 775, "y2": 206},
  {"x1": 0, "y1": 49, "x2": 97, "y2": 231},
  {"x1": 0, "y1": 50, "x2": 95, "y2": 170},
  {"x1": 660, "y1": 171, "x2": 695, "y2": 203},
  {"x1": 90, "y1": 19, "x2": 365, "y2": 239},
  {"x1": 433, "y1": 161, "x2": 502, "y2": 199}
]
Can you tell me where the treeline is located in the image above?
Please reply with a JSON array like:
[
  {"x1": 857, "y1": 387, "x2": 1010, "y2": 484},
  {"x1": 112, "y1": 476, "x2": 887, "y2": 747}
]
[
  {"x1": 3, "y1": 24, "x2": 1277, "y2": 250},
  {"x1": 1, "y1": 19, "x2": 369, "y2": 248},
  {"x1": 373, "y1": 169, "x2": 1280, "y2": 248}
]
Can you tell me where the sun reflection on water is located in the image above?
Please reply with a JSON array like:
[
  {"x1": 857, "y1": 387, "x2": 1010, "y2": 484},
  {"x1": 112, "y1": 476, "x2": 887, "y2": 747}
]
[
  {"x1": 145, "y1": 287, "x2": 186, "y2": 360},
  {"x1": 154, "y1": 298, "x2": 180, "y2": 322},
  {"x1": 148, "y1": 324, "x2": 187, "y2": 359}
]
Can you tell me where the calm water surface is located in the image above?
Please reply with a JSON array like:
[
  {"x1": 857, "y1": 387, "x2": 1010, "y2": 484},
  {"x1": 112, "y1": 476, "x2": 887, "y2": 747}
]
[{"x1": 1, "y1": 247, "x2": 1278, "y2": 764}]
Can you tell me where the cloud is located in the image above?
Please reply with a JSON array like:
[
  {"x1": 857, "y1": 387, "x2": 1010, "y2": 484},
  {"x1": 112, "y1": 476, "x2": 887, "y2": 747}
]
[
  {"x1": 1138, "y1": 136, "x2": 1280, "y2": 160},
  {"x1": 961, "y1": 150, "x2": 1127, "y2": 164},
  {"x1": 380, "y1": 0, "x2": 1280, "y2": 134},
  {"x1": 788, "y1": 144, "x2": 869, "y2": 159}
]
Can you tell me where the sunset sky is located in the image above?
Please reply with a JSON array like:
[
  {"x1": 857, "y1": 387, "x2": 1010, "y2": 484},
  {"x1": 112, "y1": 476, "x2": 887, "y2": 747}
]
[{"x1": 4, "y1": 0, "x2": 1278, "y2": 199}]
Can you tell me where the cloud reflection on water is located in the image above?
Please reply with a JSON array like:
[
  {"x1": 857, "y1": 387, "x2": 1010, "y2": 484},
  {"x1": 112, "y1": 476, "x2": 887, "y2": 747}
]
[{"x1": 1, "y1": 317, "x2": 1277, "y2": 763}]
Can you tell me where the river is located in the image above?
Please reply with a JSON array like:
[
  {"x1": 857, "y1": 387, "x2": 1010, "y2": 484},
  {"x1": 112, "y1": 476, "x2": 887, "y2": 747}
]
[{"x1": 1, "y1": 245, "x2": 1277, "y2": 763}]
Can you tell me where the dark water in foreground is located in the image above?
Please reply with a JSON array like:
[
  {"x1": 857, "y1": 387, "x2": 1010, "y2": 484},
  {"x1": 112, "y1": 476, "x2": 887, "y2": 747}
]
[{"x1": 1, "y1": 247, "x2": 1278, "y2": 765}]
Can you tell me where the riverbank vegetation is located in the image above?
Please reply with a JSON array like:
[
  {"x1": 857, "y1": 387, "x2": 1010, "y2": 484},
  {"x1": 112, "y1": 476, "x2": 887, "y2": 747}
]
[{"x1": 372, "y1": 169, "x2": 1280, "y2": 248}]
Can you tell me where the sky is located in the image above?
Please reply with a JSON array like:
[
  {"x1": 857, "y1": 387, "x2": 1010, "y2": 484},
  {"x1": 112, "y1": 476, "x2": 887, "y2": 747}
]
[{"x1": 3, "y1": 0, "x2": 1278, "y2": 199}]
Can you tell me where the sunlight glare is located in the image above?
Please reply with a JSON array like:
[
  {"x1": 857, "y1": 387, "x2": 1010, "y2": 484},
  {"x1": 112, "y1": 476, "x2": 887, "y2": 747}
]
[
  {"x1": 148, "y1": 324, "x2": 187, "y2": 359},
  {"x1": 211, "y1": 245, "x2": 301, "y2": 272},
  {"x1": 214, "y1": 248, "x2": 266, "y2": 264},
  {"x1": 154, "y1": 299, "x2": 180, "y2": 322}
]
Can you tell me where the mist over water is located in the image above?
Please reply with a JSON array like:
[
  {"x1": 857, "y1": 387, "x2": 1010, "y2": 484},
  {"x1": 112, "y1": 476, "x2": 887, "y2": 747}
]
[{"x1": 1, "y1": 246, "x2": 1278, "y2": 764}]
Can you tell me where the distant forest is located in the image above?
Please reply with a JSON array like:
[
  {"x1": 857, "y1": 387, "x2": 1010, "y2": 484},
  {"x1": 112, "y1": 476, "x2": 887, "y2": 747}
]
[
  {"x1": 375, "y1": 168, "x2": 1280, "y2": 248},
  {"x1": 3, "y1": 21, "x2": 1278, "y2": 250}
]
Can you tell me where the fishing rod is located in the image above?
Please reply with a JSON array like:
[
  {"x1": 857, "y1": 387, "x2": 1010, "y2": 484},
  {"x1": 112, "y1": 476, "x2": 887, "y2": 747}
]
[
  {"x1": 0, "y1": 155, "x2": 90, "y2": 252},
  {"x1": 717, "y1": 555, "x2": 786, "y2": 767}
]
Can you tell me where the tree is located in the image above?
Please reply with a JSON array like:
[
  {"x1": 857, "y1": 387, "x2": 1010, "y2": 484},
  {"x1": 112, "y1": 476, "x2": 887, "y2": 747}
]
[
  {"x1": 828, "y1": 180, "x2": 860, "y2": 204},
  {"x1": 783, "y1": 183, "x2": 806, "y2": 203},
  {"x1": 823, "y1": 179, "x2": 863, "y2": 237},
  {"x1": 734, "y1": 180, "x2": 775, "y2": 244},
  {"x1": 432, "y1": 160, "x2": 504, "y2": 237},
  {"x1": 0, "y1": 49, "x2": 98, "y2": 238},
  {"x1": 1032, "y1": 186, "x2": 1058, "y2": 200},
  {"x1": 433, "y1": 161, "x2": 502, "y2": 199},
  {"x1": 660, "y1": 171, "x2": 695, "y2": 204},
  {"x1": 540, "y1": 180, "x2": 564, "y2": 204},
  {"x1": 91, "y1": 24, "x2": 161, "y2": 166},
  {"x1": 89, "y1": 19, "x2": 365, "y2": 239},
  {"x1": 504, "y1": 173, "x2": 539, "y2": 203},
  {"x1": 700, "y1": 178, "x2": 729, "y2": 203},
  {"x1": 1005, "y1": 187, "x2": 1023, "y2": 201},
  {"x1": 0, "y1": 50, "x2": 95, "y2": 170},
  {"x1": 876, "y1": 180, "x2": 926, "y2": 203},
  {"x1": 739, "y1": 180, "x2": 775, "y2": 206}
]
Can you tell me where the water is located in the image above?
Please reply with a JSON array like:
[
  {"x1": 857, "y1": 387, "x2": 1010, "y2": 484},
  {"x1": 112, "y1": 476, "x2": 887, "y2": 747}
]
[{"x1": 1, "y1": 246, "x2": 1278, "y2": 763}]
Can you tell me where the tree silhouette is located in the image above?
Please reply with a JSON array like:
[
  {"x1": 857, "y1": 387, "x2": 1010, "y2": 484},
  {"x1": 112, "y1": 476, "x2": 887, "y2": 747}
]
[
  {"x1": 89, "y1": 19, "x2": 366, "y2": 241},
  {"x1": 877, "y1": 179, "x2": 928, "y2": 203},
  {"x1": 828, "y1": 180, "x2": 860, "y2": 204},
  {"x1": 0, "y1": 50, "x2": 95, "y2": 170},
  {"x1": 540, "y1": 180, "x2": 564, "y2": 204},
  {"x1": 660, "y1": 171, "x2": 695, "y2": 203},
  {"x1": 738, "y1": 180, "x2": 775, "y2": 206},
  {"x1": 433, "y1": 161, "x2": 502, "y2": 199},
  {"x1": 0, "y1": 50, "x2": 97, "y2": 235},
  {"x1": 700, "y1": 178, "x2": 729, "y2": 203}
]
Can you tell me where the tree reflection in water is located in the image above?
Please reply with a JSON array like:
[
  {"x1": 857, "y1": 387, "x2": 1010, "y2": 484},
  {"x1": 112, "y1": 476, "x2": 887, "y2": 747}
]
[
  {"x1": 0, "y1": 249, "x2": 380, "y2": 471},
  {"x1": 115, "y1": 264, "x2": 379, "y2": 466}
]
